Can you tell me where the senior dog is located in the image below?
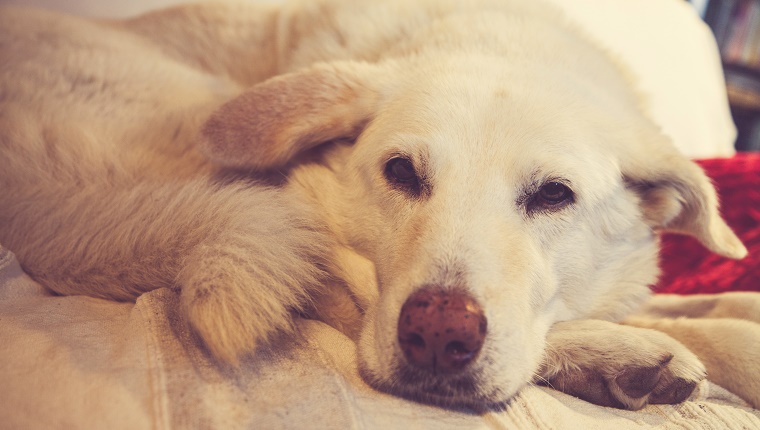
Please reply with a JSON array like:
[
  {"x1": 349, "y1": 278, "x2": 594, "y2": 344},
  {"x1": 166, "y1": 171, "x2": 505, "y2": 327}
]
[{"x1": 0, "y1": 0, "x2": 755, "y2": 411}]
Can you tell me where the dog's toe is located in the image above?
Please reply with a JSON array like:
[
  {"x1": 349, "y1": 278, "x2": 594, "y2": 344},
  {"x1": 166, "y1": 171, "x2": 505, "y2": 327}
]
[
  {"x1": 613, "y1": 358, "x2": 669, "y2": 399},
  {"x1": 650, "y1": 378, "x2": 698, "y2": 404},
  {"x1": 608, "y1": 353, "x2": 703, "y2": 409}
]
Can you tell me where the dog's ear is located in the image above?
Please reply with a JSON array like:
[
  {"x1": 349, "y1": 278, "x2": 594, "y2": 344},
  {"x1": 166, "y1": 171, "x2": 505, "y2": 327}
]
[
  {"x1": 200, "y1": 61, "x2": 384, "y2": 169},
  {"x1": 622, "y1": 131, "x2": 746, "y2": 259}
]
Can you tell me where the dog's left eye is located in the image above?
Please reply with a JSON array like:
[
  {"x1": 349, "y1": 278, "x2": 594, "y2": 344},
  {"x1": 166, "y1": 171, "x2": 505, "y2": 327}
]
[{"x1": 385, "y1": 157, "x2": 421, "y2": 195}]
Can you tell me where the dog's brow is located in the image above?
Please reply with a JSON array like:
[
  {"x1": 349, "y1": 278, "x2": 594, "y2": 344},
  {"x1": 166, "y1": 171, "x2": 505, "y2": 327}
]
[{"x1": 525, "y1": 170, "x2": 574, "y2": 192}]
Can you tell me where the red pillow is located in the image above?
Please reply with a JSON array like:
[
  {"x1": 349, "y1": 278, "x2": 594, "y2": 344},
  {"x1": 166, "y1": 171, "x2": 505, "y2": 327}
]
[{"x1": 656, "y1": 153, "x2": 760, "y2": 294}]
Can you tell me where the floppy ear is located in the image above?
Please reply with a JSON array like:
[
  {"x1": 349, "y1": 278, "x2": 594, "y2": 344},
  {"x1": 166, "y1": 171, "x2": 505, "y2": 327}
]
[
  {"x1": 623, "y1": 132, "x2": 747, "y2": 259},
  {"x1": 200, "y1": 61, "x2": 384, "y2": 169}
]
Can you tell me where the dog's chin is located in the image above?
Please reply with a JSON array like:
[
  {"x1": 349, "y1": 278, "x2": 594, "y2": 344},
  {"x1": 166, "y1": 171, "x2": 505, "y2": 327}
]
[{"x1": 358, "y1": 362, "x2": 516, "y2": 413}]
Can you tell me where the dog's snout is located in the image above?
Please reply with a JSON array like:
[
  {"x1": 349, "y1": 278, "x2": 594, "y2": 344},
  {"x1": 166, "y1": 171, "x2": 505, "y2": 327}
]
[{"x1": 397, "y1": 287, "x2": 487, "y2": 373}]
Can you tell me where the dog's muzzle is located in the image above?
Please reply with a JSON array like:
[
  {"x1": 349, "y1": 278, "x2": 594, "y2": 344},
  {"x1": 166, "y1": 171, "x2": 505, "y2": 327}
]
[{"x1": 397, "y1": 287, "x2": 487, "y2": 374}]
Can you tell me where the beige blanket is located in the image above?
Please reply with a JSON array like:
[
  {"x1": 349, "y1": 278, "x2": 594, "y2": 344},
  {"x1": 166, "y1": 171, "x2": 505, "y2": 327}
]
[{"x1": 0, "y1": 246, "x2": 758, "y2": 429}]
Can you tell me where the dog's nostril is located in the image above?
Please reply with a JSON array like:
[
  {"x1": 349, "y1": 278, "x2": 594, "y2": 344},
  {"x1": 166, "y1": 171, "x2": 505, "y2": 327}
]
[
  {"x1": 444, "y1": 341, "x2": 477, "y2": 370},
  {"x1": 397, "y1": 287, "x2": 486, "y2": 373},
  {"x1": 444, "y1": 341, "x2": 470, "y2": 357},
  {"x1": 403, "y1": 333, "x2": 426, "y2": 349}
]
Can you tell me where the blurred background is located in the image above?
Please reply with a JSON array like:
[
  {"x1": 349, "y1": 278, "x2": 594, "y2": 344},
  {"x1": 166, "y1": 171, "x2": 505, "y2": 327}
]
[{"x1": 692, "y1": 0, "x2": 760, "y2": 151}]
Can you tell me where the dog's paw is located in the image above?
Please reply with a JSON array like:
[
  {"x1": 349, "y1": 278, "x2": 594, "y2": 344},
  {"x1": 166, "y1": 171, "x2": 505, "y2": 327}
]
[
  {"x1": 178, "y1": 228, "x2": 326, "y2": 365},
  {"x1": 176, "y1": 199, "x2": 331, "y2": 365},
  {"x1": 538, "y1": 319, "x2": 706, "y2": 410},
  {"x1": 182, "y1": 290, "x2": 272, "y2": 366},
  {"x1": 624, "y1": 315, "x2": 760, "y2": 409},
  {"x1": 179, "y1": 251, "x2": 297, "y2": 365}
]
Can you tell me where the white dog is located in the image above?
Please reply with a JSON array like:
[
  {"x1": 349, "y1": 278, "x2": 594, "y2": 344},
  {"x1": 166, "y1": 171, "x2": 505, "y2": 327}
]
[{"x1": 0, "y1": 0, "x2": 756, "y2": 411}]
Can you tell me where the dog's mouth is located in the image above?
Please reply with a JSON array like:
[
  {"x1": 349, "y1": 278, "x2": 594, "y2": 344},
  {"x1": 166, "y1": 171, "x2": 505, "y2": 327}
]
[{"x1": 358, "y1": 361, "x2": 513, "y2": 412}]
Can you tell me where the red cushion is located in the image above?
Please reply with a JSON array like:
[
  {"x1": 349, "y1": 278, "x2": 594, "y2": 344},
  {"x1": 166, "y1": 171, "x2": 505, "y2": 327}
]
[{"x1": 656, "y1": 153, "x2": 760, "y2": 294}]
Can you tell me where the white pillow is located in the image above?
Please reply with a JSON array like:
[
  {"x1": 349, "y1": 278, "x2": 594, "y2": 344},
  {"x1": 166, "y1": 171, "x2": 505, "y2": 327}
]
[{"x1": 546, "y1": 0, "x2": 737, "y2": 159}]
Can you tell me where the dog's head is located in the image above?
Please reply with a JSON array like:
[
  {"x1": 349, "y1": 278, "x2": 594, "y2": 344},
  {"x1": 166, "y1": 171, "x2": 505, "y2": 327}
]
[{"x1": 200, "y1": 56, "x2": 745, "y2": 409}]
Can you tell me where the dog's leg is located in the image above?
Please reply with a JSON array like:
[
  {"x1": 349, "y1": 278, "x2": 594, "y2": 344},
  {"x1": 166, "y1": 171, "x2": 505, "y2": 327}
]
[
  {"x1": 0, "y1": 117, "x2": 331, "y2": 365},
  {"x1": 633, "y1": 292, "x2": 760, "y2": 324},
  {"x1": 537, "y1": 319, "x2": 706, "y2": 410},
  {"x1": 303, "y1": 280, "x2": 364, "y2": 342},
  {"x1": 177, "y1": 185, "x2": 333, "y2": 365},
  {"x1": 624, "y1": 293, "x2": 760, "y2": 408}
]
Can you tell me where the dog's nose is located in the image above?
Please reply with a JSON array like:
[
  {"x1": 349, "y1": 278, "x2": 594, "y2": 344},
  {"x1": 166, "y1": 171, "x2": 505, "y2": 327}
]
[{"x1": 397, "y1": 287, "x2": 487, "y2": 373}]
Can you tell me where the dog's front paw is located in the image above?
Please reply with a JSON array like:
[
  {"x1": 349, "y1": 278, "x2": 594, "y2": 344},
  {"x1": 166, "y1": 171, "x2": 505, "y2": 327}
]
[
  {"x1": 179, "y1": 246, "x2": 301, "y2": 365},
  {"x1": 538, "y1": 320, "x2": 706, "y2": 410},
  {"x1": 176, "y1": 199, "x2": 331, "y2": 365},
  {"x1": 181, "y1": 278, "x2": 275, "y2": 366}
]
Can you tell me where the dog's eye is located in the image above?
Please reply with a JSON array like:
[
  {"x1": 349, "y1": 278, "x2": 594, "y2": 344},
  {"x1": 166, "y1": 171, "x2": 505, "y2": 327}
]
[
  {"x1": 539, "y1": 182, "x2": 572, "y2": 204},
  {"x1": 386, "y1": 157, "x2": 416, "y2": 182},
  {"x1": 527, "y1": 181, "x2": 574, "y2": 213},
  {"x1": 385, "y1": 157, "x2": 421, "y2": 194}
]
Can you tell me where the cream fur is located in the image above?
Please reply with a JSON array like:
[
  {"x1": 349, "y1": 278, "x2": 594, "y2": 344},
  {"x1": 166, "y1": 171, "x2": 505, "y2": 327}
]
[{"x1": 0, "y1": 0, "x2": 753, "y2": 411}]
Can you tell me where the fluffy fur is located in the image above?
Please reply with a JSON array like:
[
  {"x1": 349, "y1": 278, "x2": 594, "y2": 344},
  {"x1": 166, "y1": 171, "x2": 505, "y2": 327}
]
[{"x1": 0, "y1": 0, "x2": 754, "y2": 410}]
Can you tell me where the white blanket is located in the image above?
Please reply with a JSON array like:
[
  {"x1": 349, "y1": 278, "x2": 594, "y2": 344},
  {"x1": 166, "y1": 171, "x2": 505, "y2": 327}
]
[{"x1": 1, "y1": 246, "x2": 758, "y2": 429}]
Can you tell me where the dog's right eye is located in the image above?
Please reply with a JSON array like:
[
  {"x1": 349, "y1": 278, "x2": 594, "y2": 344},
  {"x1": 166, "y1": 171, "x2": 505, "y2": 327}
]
[
  {"x1": 385, "y1": 157, "x2": 421, "y2": 195},
  {"x1": 525, "y1": 181, "x2": 575, "y2": 214}
]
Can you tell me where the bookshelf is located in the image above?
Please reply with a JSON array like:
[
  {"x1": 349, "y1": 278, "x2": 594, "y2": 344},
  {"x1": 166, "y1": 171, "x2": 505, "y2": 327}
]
[{"x1": 700, "y1": 0, "x2": 760, "y2": 150}]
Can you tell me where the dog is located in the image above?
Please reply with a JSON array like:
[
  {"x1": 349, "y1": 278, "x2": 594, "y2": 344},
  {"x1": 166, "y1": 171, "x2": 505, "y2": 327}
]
[{"x1": 0, "y1": 0, "x2": 756, "y2": 411}]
